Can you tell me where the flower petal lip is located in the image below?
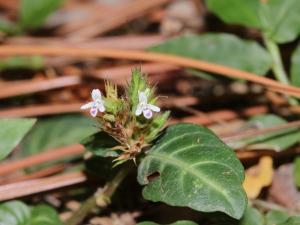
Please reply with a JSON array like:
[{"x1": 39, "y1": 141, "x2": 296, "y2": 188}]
[
  {"x1": 143, "y1": 109, "x2": 153, "y2": 119},
  {"x1": 148, "y1": 104, "x2": 160, "y2": 112},
  {"x1": 90, "y1": 107, "x2": 98, "y2": 117},
  {"x1": 80, "y1": 102, "x2": 94, "y2": 110},
  {"x1": 92, "y1": 89, "x2": 102, "y2": 101}
]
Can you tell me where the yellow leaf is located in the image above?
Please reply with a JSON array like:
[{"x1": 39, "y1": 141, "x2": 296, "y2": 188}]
[{"x1": 243, "y1": 156, "x2": 273, "y2": 199}]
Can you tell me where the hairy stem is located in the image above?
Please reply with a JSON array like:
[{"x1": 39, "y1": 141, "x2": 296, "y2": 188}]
[
  {"x1": 263, "y1": 35, "x2": 298, "y2": 105},
  {"x1": 65, "y1": 163, "x2": 132, "y2": 225}
]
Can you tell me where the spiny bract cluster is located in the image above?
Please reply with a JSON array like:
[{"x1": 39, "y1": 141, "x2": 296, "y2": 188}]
[{"x1": 81, "y1": 69, "x2": 169, "y2": 164}]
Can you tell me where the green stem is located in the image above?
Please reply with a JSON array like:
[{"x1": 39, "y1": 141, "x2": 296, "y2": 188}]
[
  {"x1": 263, "y1": 35, "x2": 298, "y2": 105},
  {"x1": 65, "y1": 164, "x2": 132, "y2": 225}
]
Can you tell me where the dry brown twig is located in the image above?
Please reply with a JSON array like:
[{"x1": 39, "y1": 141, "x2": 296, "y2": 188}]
[{"x1": 0, "y1": 46, "x2": 299, "y2": 98}]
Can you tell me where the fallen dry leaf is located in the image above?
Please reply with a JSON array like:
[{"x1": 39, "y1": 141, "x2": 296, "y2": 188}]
[{"x1": 243, "y1": 156, "x2": 273, "y2": 199}]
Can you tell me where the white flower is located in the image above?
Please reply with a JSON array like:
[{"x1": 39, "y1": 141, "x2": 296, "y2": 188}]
[
  {"x1": 135, "y1": 91, "x2": 160, "y2": 119},
  {"x1": 81, "y1": 89, "x2": 105, "y2": 117}
]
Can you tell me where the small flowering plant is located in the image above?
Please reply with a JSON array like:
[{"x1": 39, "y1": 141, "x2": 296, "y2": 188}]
[
  {"x1": 81, "y1": 69, "x2": 169, "y2": 163},
  {"x1": 73, "y1": 69, "x2": 247, "y2": 225}
]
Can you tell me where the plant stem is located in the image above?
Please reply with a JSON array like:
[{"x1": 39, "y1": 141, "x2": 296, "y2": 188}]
[
  {"x1": 65, "y1": 163, "x2": 132, "y2": 225},
  {"x1": 263, "y1": 35, "x2": 298, "y2": 105}
]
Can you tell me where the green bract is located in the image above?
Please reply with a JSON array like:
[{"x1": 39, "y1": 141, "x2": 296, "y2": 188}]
[{"x1": 137, "y1": 123, "x2": 247, "y2": 219}]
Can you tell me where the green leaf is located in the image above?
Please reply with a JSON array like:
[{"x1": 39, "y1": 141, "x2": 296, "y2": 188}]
[
  {"x1": 0, "y1": 56, "x2": 44, "y2": 71},
  {"x1": 266, "y1": 210, "x2": 290, "y2": 225},
  {"x1": 259, "y1": 0, "x2": 300, "y2": 43},
  {"x1": 0, "y1": 118, "x2": 36, "y2": 161},
  {"x1": 81, "y1": 132, "x2": 121, "y2": 157},
  {"x1": 291, "y1": 42, "x2": 300, "y2": 87},
  {"x1": 20, "y1": 0, "x2": 63, "y2": 30},
  {"x1": 228, "y1": 114, "x2": 300, "y2": 151},
  {"x1": 206, "y1": 0, "x2": 300, "y2": 43},
  {"x1": 278, "y1": 216, "x2": 300, "y2": 225},
  {"x1": 137, "y1": 221, "x2": 198, "y2": 225},
  {"x1": 149, "y1": 33, "x2": 271, "y2": 76},
  {"x1": 0, "y1": 201, "x2": 62, "y2": 225},
  {"x1": 21, "y1": 114, "x2": 97, "y2": 156},
  {"x1": 30, "y1": 205, "x2": 63, "y2": 225},
  {"x1": 138, "y1": 123, "x2": 247, "y2": 219},
  {"x1": 294, "y1": 157, "x2": 300, "y2": 188},
  {"x1": 239, "y1": 206, "x2": 264, "y2": 225},
  {"x1": 206, "y1": 0, "x2": 261, "y2": 28}
]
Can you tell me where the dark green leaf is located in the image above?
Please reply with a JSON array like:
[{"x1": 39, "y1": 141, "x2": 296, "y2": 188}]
[
  {"x1": 239, "y1": 206, "x2": 264, "y2": 225},
  {"x1": 20, "y1": 0, "x2": 63, "y2": 30},
  {"x1": 266, "y1": 210, "x2": 290, "y2": 225},
  {"x1": 21, "y1": 114, "x2": 97, "y2": 156},
  {"x1": 291, "y1": 42, "x2": 300, "y2": 87},
  {"x1": 81, "y1": 132, "x2": 120, "y2": 157},
  {"x1": 0, "y1": 118, "x2": 36, "y2": 161},
  {"x1": 149, "y1": 33, "x2": 271, "y2": 76},
  {"x1": 0, "y1": 201, "x2": 62, "y2": 225},
  {"x1": 228, "y1": 114, "x2": 300, "y2": 151},
  {"x1": 278, "y1": 216, "x2": 300, "y2": 225},
  {"x1": 294, "y1": 157, "x2": 300, "y2": 188},
  {"x1": 138, "y1": 123, "x2": 247, "y2": 219},
  {"x1": 206, "y1": 0, "x2": 261, "y2": 28},
  {"x1": 137, "y1": 221, "x2": 198, "y2": 225},
  {"x1": 30, "y1": 205, "x2": 63, "y2": 225}
]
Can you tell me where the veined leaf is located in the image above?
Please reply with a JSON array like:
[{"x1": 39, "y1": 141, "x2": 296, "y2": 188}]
[
  {"x1": 259, "y1": 0, "x2": 300, "y2": 43},
  {"x1": 137, "y1": 221, "x2": 198, "y2": 225},
  {"x1": 138, "y1": 123, "x2": 247, "y2": 219},
  {"x1": 206, "y1": 0, "x2": 300, "y2": 43},
  {"x1": 291, "y1": 42, "x2": 300, "y2": 87},
  {"x1": 0, "y1": 118, "x2": 36, "y2": 161},
  {"x1": 0, "y1": 201, "x2": 62, "y2": 225},
  {"x1": 20, "y1": 0, "x2": 63, "y2": 30},
  {"x1": 149, "y1": 33, "x2": 271, "y2": 76},
  {"x1": 206, "y1": 0, "x2": 261, "y2": 28}
]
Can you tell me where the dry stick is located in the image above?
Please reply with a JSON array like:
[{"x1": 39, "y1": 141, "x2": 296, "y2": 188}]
[
  {"x1": 8, "y1": 35, "x2": 166, "y2": 50},
  {"x1": 0, "y1": 75, "x2": 81, "y2": 99},
  {"x1": 1, "y1": 164, "x2": 65, "y2": 184},
  {"x1": 66, "y1": 0, "x2": 171, "y2": 38},
  {"x1": 0, "y1": 46, "x2": 300, "y2": 98},
  {"x1": 0, "y1": 171, "x2": 87, "y2": 202},
  {"x1": 65, "y1": 164, "x2": 132, "y2": 225},
  {"x1": 0, "y1": 103, "x2": 83, "y2": 118},
  {"x1": 0, "y1": 144, "x2": 84, "y2": 176}
]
